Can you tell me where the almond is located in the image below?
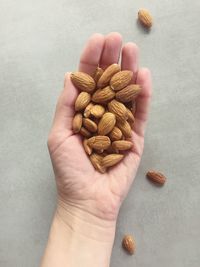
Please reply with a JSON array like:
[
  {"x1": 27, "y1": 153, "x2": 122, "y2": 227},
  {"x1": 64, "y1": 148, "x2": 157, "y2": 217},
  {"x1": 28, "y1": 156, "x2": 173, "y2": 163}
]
[
  {"x1": 126, "y1": 108, "x2": 135, "y2": 124},
  {"x1": 146, "y1": 170, "x2": 166, "y2": 185},
  {"x1": 79, "y1": 127, "x2": 91, "y2": 138},
  {"x1": 72, "y1": 113, "x2": 82, "y2": 133},
  {"x1": 109, "y1": 126, "x2": 123, "y2": 141},
  {"x1": 93, "y1": 67, "x2": 104, "y2": 83},
  {"x1": 97, "y1": 64, "x2": 120, "y2": 88},
  {"x1": 83, "y1": 118, "x2": 97, "y2": 133},
  {"x1": 102, "y1": 154, "x2": 124, "y2": 168},
  {"x1": 87, "y1": 136, "x2": 111, "y2": 150},
  {"x1": 138, "y1": 9, "x2": 153, "y2": 28},
  {"x1": 117, "y1": 120, "x2": 132, "y2": 138},
  {"x1": 84, "y1": 103, "x2": 94, "y2": 118},
  {"x1": 98, "y1": 112, "x2": 116, "y2": 135},
  {"x1": 112, "y1": 140, "x2": 133, "y2": 151},
  {"x1": 90, "y1": 153, "x2": 106, "y2": 173},
  {"x1": 92, "y1": 86, "x2": 115, "y2": 104},
  {"x1": 106, "y1": 145, "x2": 119, "y2": 154},
  {"x1": 90, "y1": 105, "x2": 105, "y2": 118},
  {"x1": 75, "y1": 92, "x2": 91, "y2": 111},
  {"x1": 116, "y1": 84, "x2": 141, "y2": 103},
  {"x1": 83, "y1": 139, "x2": 92, "y2": 155},
  {"x1": 108, "y1": 99, "x2": 128, "y2": 121},
  {"x1": 110, "y1": 70, "x2": 133, "y2": 91},
  {"x1": 122, "y1": 235, "x2": 136, "y2": 255},
  {"x1": 71, "y1": 72, "x2": 96, "y2": 93}
]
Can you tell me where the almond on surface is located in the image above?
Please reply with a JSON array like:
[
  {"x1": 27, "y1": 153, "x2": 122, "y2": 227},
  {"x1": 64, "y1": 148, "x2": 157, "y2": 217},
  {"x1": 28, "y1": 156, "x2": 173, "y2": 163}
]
[
  {"x1": 71, "y1": 72, "x2": 96, "y2": 93},
  {"x1": 146, "y1": 170, "x2": 166, "y2": 185},
  {"x1": 110, "y1": 70, "x2": 133, "y2": 91},
  {"x1": 98, "y1": 112, "x2": 116, "y2": 135},
  {"x1": 138, "y1": 9, "x2": 153, "y2": 28},
  {"x1": 122, "y1": 235, "x2": 136, "y2": 255},
  {"x1": 97, "y1": 64, "x2": 121, "y2": 88}
]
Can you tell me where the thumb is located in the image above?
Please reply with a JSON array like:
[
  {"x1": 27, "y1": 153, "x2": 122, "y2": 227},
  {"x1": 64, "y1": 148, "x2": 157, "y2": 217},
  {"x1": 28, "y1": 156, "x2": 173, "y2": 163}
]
[{"x1": 51, "y1": 73, "x2": 78, "y2": 136}]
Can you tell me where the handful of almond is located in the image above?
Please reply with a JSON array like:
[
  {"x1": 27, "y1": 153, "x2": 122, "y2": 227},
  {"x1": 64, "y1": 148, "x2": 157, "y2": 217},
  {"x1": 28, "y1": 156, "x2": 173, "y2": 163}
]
[{"x1": 71, "y1": 63, "x2": 141, "y2": 173}]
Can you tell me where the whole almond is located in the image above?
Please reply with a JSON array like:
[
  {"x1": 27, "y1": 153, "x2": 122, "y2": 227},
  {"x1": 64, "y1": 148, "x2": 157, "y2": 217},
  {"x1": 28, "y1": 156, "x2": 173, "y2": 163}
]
[
  {"x1": 90, "y1": 105, "x2": 105, "y2": 118},
  {"x1": 83, "y1": 139, "x2": 92, "y2": 155},
  {"x1": 108, "y1": 99, "x2": 128, "y2": 121},
  {"x1": 146, "y1": 170, "x2": 166, "y2": 185},
  {"x1": 110, "y1": 70, "x2": 133, "y2": 91},
  {"x1": 102, "y1": 154, "x2": 124, "y2": 168},
  {"x1": 98, "y1": 112, "x2": 116, "y2": 135},
  {"x1": 75, "y1": 92, "x2": 91, "y2": 111},
  {"x1": 87, "y1": 136, "x2": 111, "y2": 150},
  {"x1": 138, "y1": 9, "x2": 153, "y2": 28},
  {"x1": 84, "y1": 103, "x2": 94, "y2": 118},
  {"x1": 112, "y1": 140, "x2": 133, "y2": 151},
  {"x1": 93, "y1": 67, "x2": 104, "y2": 83},
  {"x1": 122, "y1": 235, "x2": 136, "y2": 255},
  {"x1": 90, "y1": 153, "x2": 106, "y2": 173},
  {"x1": 116, "y1": 84, "x2": 141, "y2": 103},
  {"x1": 72, "y1": 113, "x2": 82, "y2": 133},
  {"x1": 117, "y1": 120, "x2": 132, "y2": 138},
  {"x1": 71, "y1": 72, "x2": 96, "y2": 93},
  {"x1": 79, "y1": 127, "x2": 91, "y2": 138},
  {"x1": 97, "y1": 64, "x2": 121, "y2": 88},
  {"x1": 126, "y1": 108, "x2": 135, "y2": 124},
  {"x1": 92, "y1": 86, "x2": 115, "y2": 104},
  {"x1": 83, "y1": 118, "x2": 97, "y2": 133},
  {"x1": 109, "y1": 126, "x2": 123, "y2": 141}
]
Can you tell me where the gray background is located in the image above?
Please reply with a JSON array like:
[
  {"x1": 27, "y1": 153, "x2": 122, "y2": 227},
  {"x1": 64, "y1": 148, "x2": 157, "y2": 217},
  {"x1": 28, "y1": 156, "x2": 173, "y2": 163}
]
[{"x1": 0, "y1": 0, "x2": 200, "y2": 266}]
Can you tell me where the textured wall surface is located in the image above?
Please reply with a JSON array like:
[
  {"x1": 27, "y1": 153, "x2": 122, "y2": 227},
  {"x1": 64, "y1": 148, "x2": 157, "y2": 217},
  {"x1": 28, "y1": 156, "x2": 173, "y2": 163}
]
[{"x1": 0, "y1": 1, "x2": 200, "y2": 266}]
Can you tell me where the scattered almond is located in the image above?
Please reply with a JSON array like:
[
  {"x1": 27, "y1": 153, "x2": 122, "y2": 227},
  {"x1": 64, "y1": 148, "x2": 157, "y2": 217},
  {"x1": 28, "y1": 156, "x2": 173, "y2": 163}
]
[
  {"x1": 146, "y1": 170, "x2": 166, "y2": 185},
  {"x1": 138, "y1": 9, "x2": 153, "y2": 28},
  {"x1": 122, "y1": 235, "x2": 136, "y2": 255}
]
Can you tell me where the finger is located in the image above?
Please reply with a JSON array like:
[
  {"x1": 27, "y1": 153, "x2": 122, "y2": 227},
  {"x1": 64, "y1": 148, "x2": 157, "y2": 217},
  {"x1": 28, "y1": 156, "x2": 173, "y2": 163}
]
[
  {"x1": 99, "y1": 32, "x2": 122, "y2": 69},
  {"x1": 51, "y1": 73, "x2": 78, "y2": 135},
  {"x1": 133, "y1": 68, "x2": 152, "y2": 137},
  {"x1": 121, "y1": 42, "x2": 139, "y2": 82},
  {"x1": 79, "y1": 33, "x2": 105, "y2": 75}
]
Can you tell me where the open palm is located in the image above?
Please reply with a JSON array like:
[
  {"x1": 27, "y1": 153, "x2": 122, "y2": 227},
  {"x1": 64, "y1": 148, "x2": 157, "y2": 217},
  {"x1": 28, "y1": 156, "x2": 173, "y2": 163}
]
[{"x1": 48, "y1": 33, "x2": 152, "y2": 222}]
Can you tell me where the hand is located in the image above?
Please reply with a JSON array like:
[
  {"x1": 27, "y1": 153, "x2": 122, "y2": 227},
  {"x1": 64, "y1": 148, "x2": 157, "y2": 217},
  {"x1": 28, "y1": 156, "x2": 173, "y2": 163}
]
[{"x1": 48, "y1": 32, "x2": 152, "y2": 226}]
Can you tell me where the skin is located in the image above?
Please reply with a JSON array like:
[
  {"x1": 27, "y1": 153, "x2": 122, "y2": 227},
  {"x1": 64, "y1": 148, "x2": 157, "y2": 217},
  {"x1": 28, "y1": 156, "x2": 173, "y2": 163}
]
[{"x1": 40, "y1": 32, "x2": 152, "y2": 267}]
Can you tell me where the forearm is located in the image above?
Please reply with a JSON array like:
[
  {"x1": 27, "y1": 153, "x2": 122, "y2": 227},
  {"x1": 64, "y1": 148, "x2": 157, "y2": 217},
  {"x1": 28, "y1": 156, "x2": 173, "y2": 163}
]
[{"x1": 40, "y1": 201, "x2": 116, "y2": 267}]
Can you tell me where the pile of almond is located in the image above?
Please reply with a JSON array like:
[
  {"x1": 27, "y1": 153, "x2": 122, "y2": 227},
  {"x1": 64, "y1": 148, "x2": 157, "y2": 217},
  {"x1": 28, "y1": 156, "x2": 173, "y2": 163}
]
[{"x1": 71, "y1": 64, "x2": 141, "y2": 173}]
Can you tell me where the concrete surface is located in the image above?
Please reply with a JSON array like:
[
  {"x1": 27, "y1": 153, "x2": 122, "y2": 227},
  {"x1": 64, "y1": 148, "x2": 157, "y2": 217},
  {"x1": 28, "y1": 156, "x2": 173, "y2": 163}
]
[{"x1": 0, "y1": 0, "x2": 200, "y2": 266}]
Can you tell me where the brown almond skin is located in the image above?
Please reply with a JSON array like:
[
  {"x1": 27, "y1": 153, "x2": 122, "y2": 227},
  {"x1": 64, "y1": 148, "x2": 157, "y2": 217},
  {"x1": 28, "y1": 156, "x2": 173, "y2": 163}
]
[
  {"x1": 98, "y1": 112, "x2": 116, "y2": 135},
  {"x1": 83, "y1": 118, "x2": 97, "y2": 133},
  {"x1": 108, "y1": 99, "x2": 128, "y2": 121},
  {"x1": 110, "y1": 70, "x2": 133, "y2": 91},
  {"x1": 117, "y1": 120, "x2": 132, "y2": 138},
  {"x1": 92, "y1": 86, "x2": 115, "y2": 104},
  {"x1": 116, "y1": 84, "x2": 141, "y2": 103},
  {"x1": 90, "y1": 105, "x2": 105, "y2": 118},
  {"x1": 109, "y1": 126, "x2": 123, "y2": 141},
  {"x1": 75, "y1": 92, "x2": 91, "y2": 111},
  {"x1": 72, "y1": 113, "x2": 82, "y2": 133},
  {"x1": 112, "y1": 140, "x2": 133, "y2": 151},
  {"x1": 138, "y1": 9, "x2": 153, "y2": 28},
  {"x1": 93, "y1": 67, "x2": 104, "y2": 83},
  {"x1": 102, "y1": 154, "x2": 124, "y2": 168},
  {"x1": 97, "y1": 64, "x2": 121, "y2": 88},
  {"x1": 83, "y1": 139, "x2": 92, "y2": 155},
  {"x1": 90, "y1": 153, "x2": 106, "y2": 173},
  {"x1": 79, "y1": 127, "x2": 91, "y2": 138},
  {"x1": 87, "y1": 136, "x2": 111, "y2": 150},
  {"x1": 122, "y1": 235, "x2": 136, "y2": 255},
  {"x1": 71, "y1": 72, "x2": 96, "y2": 93},
  {"x1": 84, "y1": 103, "x2": 94, "y2": 118},
  {"x1": 146, "y1": 170, "x2": 166, "y2": 185},
  {"x1": 126, "y1": 108, "x2": 135, "y2": 124}
]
